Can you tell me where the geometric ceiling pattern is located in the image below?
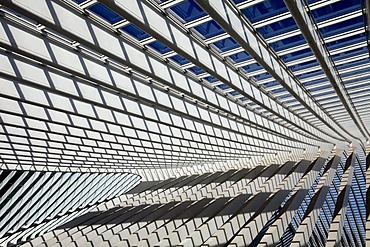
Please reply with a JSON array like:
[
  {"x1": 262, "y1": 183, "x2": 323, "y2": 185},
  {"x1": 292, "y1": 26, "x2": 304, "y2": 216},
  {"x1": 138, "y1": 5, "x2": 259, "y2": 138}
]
[
  {"x1": 1, "y1": 0, "x2": 369, "y2": 175},
  {"x1": 0, "y1": 0, "x2": 369, "y2": 246}
]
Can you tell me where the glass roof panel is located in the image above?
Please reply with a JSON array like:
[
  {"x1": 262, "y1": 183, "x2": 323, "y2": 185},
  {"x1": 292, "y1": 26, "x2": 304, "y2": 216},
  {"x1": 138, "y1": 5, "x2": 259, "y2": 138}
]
[
  {"x1": 188, "y1": 66, "x2": 205, "y2": 75},
  {"x1": 218, "y1": 84, "x2": 230, "y2": 90},
  {"x1": 229, "y1": 91, "x2": 240, "y2": 96},
  {"x1": 340, "y1": 66, "x2": 370, "y2": 78},
  {"x1": 121, "y1": 24, "x2": 150, "y2": 41},
  {"x1": 336, "y1": 58, "x2": 369, "y2": 70},
  {"x1": 212, "y1": 38, "x2": 240, "y2": 52},
  {"x1": 326, "y1": 35, "x2": 366, "y2": 50},
  {"x1": 258, "y1": 18, "x2": 297, "y2": 39},
  {"x1": 297, "y1": 70, "x2": 324, "y2": 80},
  {"x1": 243, "y1": 62, "x2": 262, "y2": 73},
  {"x1": 290, "y1": 60, "x2": 320, "y2": 72},
  {"x1": 232, "y1": 0, "x2": 246, "y2": 4},
  {"x1": 147, "y1": 41, "x2": 172, "y2": 54},
  {"x1": 312, "y1": 0, "x2": 360, "y2": 20},
  {"x1": 320, "y1": 16, "x2": 363, "y2": 37},
  {"x1": 289, "y1": 62, "x2": 318, "y2": 72},
  {"x1": 169, "y1": 0, "x2": 206, "y2": 22},
  {"x1": 314, "y1": 90, "x2": 336, "y2": 98},
  {"x1": 241, "y1": 0, "x2": 288, "y2": 23},
  {"x1": 193, "y1": 20, "x2": 224, "y2": 39},
  {"x1": 303, "y1": 77, "x2": 327, "y2": 87},
  {"x1": 307, "y1": 84, "x2": 332, "y2": 93},
  {"x1": 204, "y1": 76, "x2": 219, "y2": 83},
  {"x1": 169, "y1": 55, "x2": 190, "y2": 65},
  {"x1": 262, "y1": 81, "x2": 280, "y2": 88},
  {"x1": 254, "y1": 72, "x2": 272, "y2": 81},
  {"x1": 345, "y1": 78, "x2": 370, "y2": 87},
  {"x1": 272, "y1": 88, "x2": 286, "y2": 94},
  {"x1": 88, "y1": 3, "x2": 124, "y2": 24},
  {"x1": 228, "y1": 51, "x2": 250, "y2": 63},
  {"x1": 281, "y1": 48, "x2": 313, "y2": 63},
  {"x1": 270, "y1": 35, "x2": 305, "y2": 51},
  {"x1": 284, "y1": 98, "x2": 299, "y2": 105},
  {"x1": 279, "y1": 93, "x2": 292, "y2": 99},
  {"x1": 332, "y1": 48, "x2": 367, "y2": 61}
]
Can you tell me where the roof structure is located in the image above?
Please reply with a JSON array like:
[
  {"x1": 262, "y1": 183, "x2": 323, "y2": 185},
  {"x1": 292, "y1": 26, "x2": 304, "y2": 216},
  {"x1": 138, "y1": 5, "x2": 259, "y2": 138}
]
[{"x1": 0, "y1": 0, "x2": 369, "y2": 246}]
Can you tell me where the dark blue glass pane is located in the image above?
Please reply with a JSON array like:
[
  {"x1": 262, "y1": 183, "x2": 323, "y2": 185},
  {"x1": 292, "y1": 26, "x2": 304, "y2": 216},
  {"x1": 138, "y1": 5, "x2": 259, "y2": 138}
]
[
  {"x1": 320, "y1": 16, "x2": 363, "y2": 37},
  {"x1": 290, "y1": 60, "x2": 319, "y2": 72},
  {"x1": 279, "y1": 93, "x2": 291, "y2": 99},
  {"x1": 254, "y1": 72, "x2": 271, "y2": 81},
  {"x1": 73, "y1": 0, "x2": 86, "y2": 3},
  {"x1": 170, "y1": 0, "x2": 206, "y2": 22},
  {"x1": 218, "y1": 84, "x2": 230, "y2": 90},
  {"x1": 232, "y1": 0, "x2": 245, "y2": 4},
  {"x1": 336, "y1": 58, "x2": 369, "y2": 71},
  {"x1": 312, "y1": 0, "x2": 359, "y2": 20},
  {"x1": 169, "y1": 55, "x2": 189, "y2": 65},
  {"x1": 271, "y1": 34, "x2": 305, "y2": 51},
  {"x1": 193, "y1": 21, "x2": 224, "y2": 39},
  {"x1": 213, "y1": 38, "x2": 239, "y2": 52},
  {"x1": 314, "y1": 90, "x2": 336, "y2": 98},
  {"x1": 242, "y1": 0, "x2": 287, "y2": 23},
  {"x1": 204, "y1": 76, "x2": 219, "y2": 83},
  {"x1": 229, "y1": 91, "x2": 240, "y2": 96},
  {"x1": 297, "y1": 70, "x2": 323, "y2": 80},
  {"x1": 121, "y1": 24, "x2": 150, "y2": 41},
  {"x1": 341, "y1": 66, "x2": 370, "y2": 78},
  {"x1": 243, "y1": 63, "x2": 262, "y2": 73},
  {"x1": 308, "y1": 85, "x2": 332, "y2": 93},
  {"x1": 272, "y1": 88, "x2": 286, "y2": 94},
  {"x1": 148, "y1": 41, "x2": 172, "y2": 54},
  {"x1": 284, "y1": 98, "x2": 299, "y2": 105},
  {"x1": 327, "y1": 35, "x2": 366, "y2": 50},
  {"x1": 281, "y1": 48, "x2": 312, "y2": 63},
  {"x1": 258, "y1": 18, "x2": 297, "y2": 39},
  {"x1": 346, "y1": 77, "x2": 370, "y2": 87},
  {"x1": 303, "y1": 77, "x2": 327, "y2": 87},
  {"x1": 321, "y1": 21, "x2": 363, "y2": 40},
  {"x1": 239, "y1": 96, "x2": 248, "y2": 101},
  {"x1": 332, "y1": 47, "x2": 367, "y2": 62},
  {"x1": 228, "y1": 51, "x2": 250, "y2": 63},
  {"x1": 262, "y1": 81, "x2": 279, "y2": 88},
  {"x1": 88, "y1": 3, "x2": 124, "y2": 24},
  {"x1": 188, "y1": 66, "x2": 205, "y2": 74}
]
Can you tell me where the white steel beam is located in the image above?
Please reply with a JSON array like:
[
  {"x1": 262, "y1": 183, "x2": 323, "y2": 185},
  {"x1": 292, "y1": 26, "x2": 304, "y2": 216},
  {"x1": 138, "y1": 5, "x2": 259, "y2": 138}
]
[{"x1": 326, "y1": 154, "x2": 356, "y2": 246}]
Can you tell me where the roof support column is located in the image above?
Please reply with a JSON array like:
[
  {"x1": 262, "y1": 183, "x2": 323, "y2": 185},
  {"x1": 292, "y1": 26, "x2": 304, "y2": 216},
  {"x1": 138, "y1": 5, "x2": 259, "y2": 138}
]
[
  {"x1": 366, "y1": 150, "x2": 370, "y2": 244},
  {"x1": 325, "y1": 153, "x2": 356, "y2": 246},
  {"x1": 258, "y1": 154, "x2": 334, "y2": 245},
  {"x1": 366, "y1": 0, "x2": 370, "y2": 57},
  {"x1": 290, "y1": 153, "x2": 341, "y2": 245}
]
